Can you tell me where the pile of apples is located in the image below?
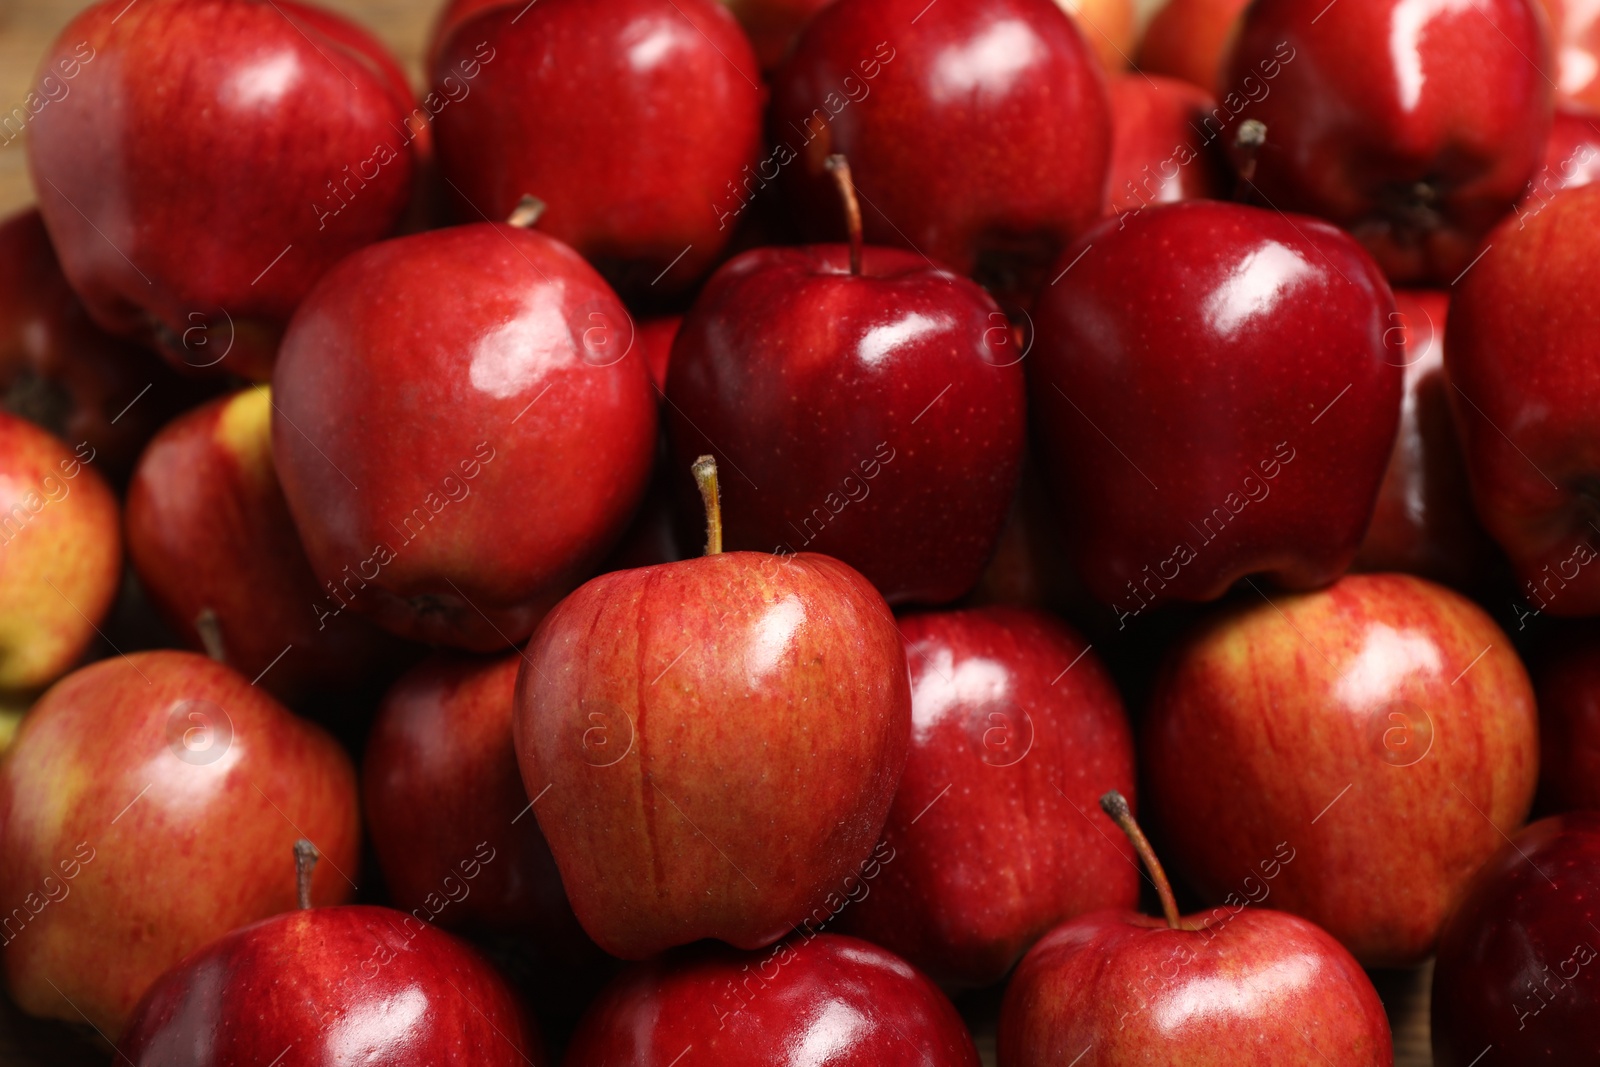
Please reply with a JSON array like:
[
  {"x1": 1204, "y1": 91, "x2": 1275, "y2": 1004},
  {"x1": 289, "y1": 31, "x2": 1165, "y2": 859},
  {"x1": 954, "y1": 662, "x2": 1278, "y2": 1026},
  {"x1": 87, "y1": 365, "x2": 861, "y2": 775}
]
[{"x1": 3, "y1": 0, "x2": 1600, "y2": 1062}]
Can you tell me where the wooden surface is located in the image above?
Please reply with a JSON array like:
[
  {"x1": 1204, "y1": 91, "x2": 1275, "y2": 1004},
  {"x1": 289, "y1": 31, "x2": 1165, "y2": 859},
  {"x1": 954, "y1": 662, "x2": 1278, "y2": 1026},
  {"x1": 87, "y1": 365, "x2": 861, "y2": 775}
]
[{"x1": 0, "y1": 0, "x2": 1434, "y2": 1062}]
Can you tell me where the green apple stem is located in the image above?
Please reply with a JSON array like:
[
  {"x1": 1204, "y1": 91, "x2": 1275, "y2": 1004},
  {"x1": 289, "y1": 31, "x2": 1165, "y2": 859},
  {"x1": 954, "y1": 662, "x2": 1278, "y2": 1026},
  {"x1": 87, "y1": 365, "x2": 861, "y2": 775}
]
[
  {"x1": 692, "y1": 455, "x2": 722, "y2": 556},
  {"x1": 294, "y1": 838, "x2": 319, "y2": 910},
  {"x1": 194, "y1": 608, "x2": 227, "y2": 664},
  {"x1": 1100, "y1": 790, "x2": 1183, "y2": 931},
  {"x1": 506, "y1": 194, "x2": 546, "y2": 229},
  {"x1": 824, "y1": 154, "x2": 863, "y2": 277}
]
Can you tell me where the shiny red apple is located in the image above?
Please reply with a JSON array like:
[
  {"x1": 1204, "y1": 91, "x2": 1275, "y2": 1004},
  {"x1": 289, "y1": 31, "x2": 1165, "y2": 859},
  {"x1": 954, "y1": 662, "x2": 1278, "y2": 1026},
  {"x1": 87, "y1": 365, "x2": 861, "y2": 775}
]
[
  {"x1": 1531, "y1": 626, "x2": 1600, "y2": 811},
  {"x1": 839, "y1": 606, "x2": 1137, "y2": 988},
  {"x1": 271, "y1": 222, "x2": 658, "y2": 650},
  {"x1": 1144, "y1": 573, "x2": 1539, "y2": 967},
  {"x1": 1105, "y1": 73, "x2": 1230, "y2": 216},
  {"x1": 1135, "y1": 0, "x2": 1249, "y2": 95},
  {"x1": 1030, "y1": 200, "x2": 1401, "y2": 615},
  {"x1": 27, "y1": 0, "x2": 423, "y2": 379},
  {"x1": 1224, "y1": 0, "x2": 1554, "y2": 284}
]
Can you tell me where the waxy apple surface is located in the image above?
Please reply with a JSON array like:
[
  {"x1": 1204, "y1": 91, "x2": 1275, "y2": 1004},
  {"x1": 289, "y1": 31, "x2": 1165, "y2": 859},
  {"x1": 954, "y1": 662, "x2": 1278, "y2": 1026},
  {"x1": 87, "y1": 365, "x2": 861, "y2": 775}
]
[{"x1": 1105, "y1": 73, "x2": 1230, "y2": 216}]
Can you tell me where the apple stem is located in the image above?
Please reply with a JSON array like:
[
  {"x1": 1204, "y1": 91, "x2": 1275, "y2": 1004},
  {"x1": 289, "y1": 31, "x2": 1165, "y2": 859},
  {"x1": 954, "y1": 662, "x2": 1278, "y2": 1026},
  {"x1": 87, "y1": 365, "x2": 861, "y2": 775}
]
[
  {"x1": 506, "y1": 194, "x2": 546, "y2": 229},
  {"x1": 1232, "y1": 119, "x2": 1267, "y2": 195},
  {"x1": 294, "y1": 838, "x2": 319, "y2": 910},
  {"x1": 824, "y1": 154, "x2": 863, "y2": 276},
  {"x1": 692, "y1": 455, "x2": 723, "y2": 556},
  {"x1": 1100, "y1": 790, "x2": 1183, "y2": 931},
  {"x1": 194, "y1": 608, "x2": 227, "y2": 664}
]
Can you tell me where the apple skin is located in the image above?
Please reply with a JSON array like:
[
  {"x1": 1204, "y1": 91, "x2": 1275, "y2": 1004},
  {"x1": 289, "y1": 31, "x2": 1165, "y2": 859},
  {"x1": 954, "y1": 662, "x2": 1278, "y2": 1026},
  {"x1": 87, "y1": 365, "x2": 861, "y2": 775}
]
[
  {"x1": 1223, "y1": 0, "x2": 1553, "y2": 285},
  {"x1": 1353, "y1": 291, "x2": 1502, "y2": 591},
  {"x1": 1056, "y1": 0, "x2": 1136, "y2": 74},
  {"x1": 1143, "y1": 573, "x2": 1539, "y2": 967},
  {"x1": 1105, "y1": 73, "x2": 1231, "y2": 216},
  {"x1": 513, "y1": 550, "x2": 910, "y2": 959},
  {"x1": 122, "y1": 904, "x2": 544, "y2": 1065},
  {"x1": 637, "y1": 315, "x2": 681, "y2": 394},
  {"x1": 430, "y1": 0, "x2": 763, "y2": 300},
  {"x1": 1549, "y1": 0, "x2": 1600, "y2": 108},
  {"x1": 1531, "y1": 626, "x2": 1600, "y2": 812},
  {"x1": 27, "y1": 0, "x2": 422, "y2": 380},
  {"x1": 1431, "y1": 812, "x2": 1600, "y2": 1065},
  {"x1": 999, "y1": 905, "x2": 1393, "y2": 1066},
  {"x1": 1135, "y1": 0, "x2": 1249, "y2": 96},
  {"x1": 565, "y1": 933, "x2": 979, "y2": 1066},
  {"x1": 271, "y1": 223, "x2": 658, "y2": 651},
  {"x1": 1029, "y1": 200, "x2": 1402, "y2": 612},
  {"x1": 720, "y1": 0, "x2": 838, "y2": 70},
  {"x1": 1445, "y1": 183, "x2": 1600, "y2": 618},
  {"x1": 1521, "y1": 107, "x2": 1600, "y2": 212},
  {"x1": 665, "y1": 245, "x2": 1025, "y2": 606},
  {"x1": 0, "y1": 412, "x2": 120, "y2": 692},
  {"x1": 126, "y1": 388, "x2": 403, "y2": 702},
  {"x1": 771, "y1": 0, "x2": 1111, "y2": 303},
  {"x1": 837, "y1": 607, "x2": 1137, "y2": 989},
  {"x1": 0, "y1": 651, "x2": 359, "y2": 1036}
]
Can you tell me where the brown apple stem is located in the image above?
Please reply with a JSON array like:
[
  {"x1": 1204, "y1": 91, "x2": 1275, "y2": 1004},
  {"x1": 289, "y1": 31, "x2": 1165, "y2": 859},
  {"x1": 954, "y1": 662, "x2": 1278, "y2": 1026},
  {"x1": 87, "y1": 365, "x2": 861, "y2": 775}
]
[
  {"x1": 194, "y1": 608, "x2": 227, "y2": 664},
  {"x1": 692, "y1": 455, "x2": 723, "y2": 556},
  {"x1": 294, "y1": 839, "x2": 319, "y2": 910},
  {"x1": 1232, "y1": 119, "x2": 1267, "y2": 196},
  {"x1": 824, "y1": 154, "x2": 863, "y2": 276},
  {"x1": 1100, "y1": 790, "x2": 1183, "y2": 931},
  {"x1": 506, "y1": 194, "x2": 546, "y2": 229}
]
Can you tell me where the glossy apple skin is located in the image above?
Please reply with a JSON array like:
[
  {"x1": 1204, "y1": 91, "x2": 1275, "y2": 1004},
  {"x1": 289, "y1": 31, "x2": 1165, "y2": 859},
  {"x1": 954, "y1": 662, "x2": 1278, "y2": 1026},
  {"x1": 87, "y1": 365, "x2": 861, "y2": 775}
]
[
  {"x1": 772, "y1": 0, "x2": 1111, "y2": 303},
  {"x1": 1551, "y1": 0, "x2": 1600, "y2": 108},
  {"x1": 272, "y1": 223, "x2": 658, "y2": 651},
  {"x1": 1105, "y1": 74, "x2": 1230, "y2": 215},
  {"x1": 1532, "y1": 627, "x2": 1600, "y2": 811},
  {"x1": 0, "y1": 651, "x2": 359, "y2": 1036},
  {"x1": 513, "y1": 551, "x2": 910, "y2": 959},
  {"x1": 666, "y1": 245, "x2": 1025, "y2": 606},
  {"x1": 431, "y1": 0, "x2": 763, "y2": 299},
  {"x1": 1135, "y1": 0, "x2": 1249, "y2": 96},
  {"x1": 122, "y1": 904, "x2": 543, "y2": 1065},
  {"x1": 1144, "y1": 573, "x2": 1539, "y2": 967},
  {"x1": 565, "y1": 934, "x2": 979, "y2": 1066},
  {"x1": 1446, "y1": 184, "x2": 1600, "y2": 617},
  {"x1": 0, "y1": 412, "x2": 120, "y2": 692},
  {"x1": 838, "y1": 607, "x2": 1137, "y2": 988},
  {"x1": 27, "y1": 0, "x2": 420, "y2": 380},
  {"x1": 1030, "y1": 201, "x2": 1402, "y2": 610},
  {"x1": 1431, "y1": 813, "x2": 1600, "y2": 1064},
  {"x1": 1224, "y1": 0, "x2": 1553, "y2": 285},
  {"x1": 126, "y1": 389, "x2": 402, "y2": 702},
  {"x1": 637, "y1": 315, "x2": 681, "y2": 394},
  {"x1": 1353, "y1": 291, "x2": 1502, "y2": 590},
  {"x1": 1000, "y1": 906, "x2": 1393, "y2": 1066}
]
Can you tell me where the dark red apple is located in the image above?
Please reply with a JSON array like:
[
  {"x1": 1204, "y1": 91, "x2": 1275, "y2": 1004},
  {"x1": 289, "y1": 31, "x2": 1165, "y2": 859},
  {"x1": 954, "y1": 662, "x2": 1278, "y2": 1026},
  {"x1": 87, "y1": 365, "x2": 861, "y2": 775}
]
[
  {"x1": 1105, "y1": 73, "x2": 1230, "y2": 216},
  {"x1": 513, "y1": 459, "x2": 911, "y2": 959},
  {"x1": 1531, "y1": 625, "x2": 1600, "y2": 811},
  {"x1": 430, "y1": 0, "x2": 764, "y2": 298},
  {"x1": 771, "y1": 0, "x2": 1111, "y2": 302},
  {"x1": 27, "y1": 0, "x2": 423, "y2": 379},
  {"x1": 1431, "y1": 812, "x2": 1600, "y2": 1065},
  {"x1": 565, "y1": 933, "x2": 978, "y2": 1065},
  {"x1": 838, "y1": 606, "x2": 1138, "y2": 988},
  {"x1": 123, "y1": 901, "x2": 543, "y2": 1065},
  {"x1": 1029, "y1": 200, "x2": 1401, "y2": 615},
  {"x1": 1144, "y1": 573, "x2": 1539, "y2": 967},
  {"x1": 1446, "y1": 183, "x2": 1600, "y2": 617},
  {"x1": 721, "y1": 0, "x2": 838, "y2": 70},
  {"x1": 638, "y1": 315, "x2": 681, "y2": 393},
  {"x1": 425, "y1": 0, "x2": 505, "y2": 70},
  {"x1": 0, "y1": 651, "x2": 359, "y2": 1036},
  {"x1": 999, "y1": 792, "x2": 1393, "y2": 1065},
  {"x1": 1135, "y1": 0, "x2": 1249, "y2": 96},
  {"x1": 271, "y1": 222, "x2": 658, "y2": 650},
  {"x1": 1223, "y1": 0, "x2": 1554, "y2": 284}
]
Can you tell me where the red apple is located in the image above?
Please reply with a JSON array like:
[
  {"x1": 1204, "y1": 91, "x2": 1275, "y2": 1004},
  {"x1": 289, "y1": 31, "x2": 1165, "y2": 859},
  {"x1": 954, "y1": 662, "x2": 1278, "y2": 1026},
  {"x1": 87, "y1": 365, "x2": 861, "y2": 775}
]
[
  {"x1": 1531, "y1": 625, "x2": 1600, "y2": 812},
  {"x1": 513, "y1": 459, "x2": 911, "y2": 958},
  {"x1": 665, "y1": 177, "x2": 1025, "y2": 606},
  {"x1": 425, "y1": 0, "x2": 505, "y2": 70},
  {"x1": 1223, "y1": 0, "x2": 1554, "y2": 284},
  {"x1": 1446, "y1": 183, "x2": 1600, "y2": 618},
  {"x1": 1057, "y1": 0, "x2": 1137, "y2": 74},
  {"x1": 126, "y1": 388, "x2": 403, "y2": 702},
  {"x1": 638, "y1": 315, "x2": 681, "y2": 394},
  {"x1": 838, "y1": 606, "x2": 1138, "y2": 988},
  {"x1": 1430, "y1": 811, "x2": 1600, "y2": 1065},
  {"x1": 1520, "y1": 107, "x2": 1600, "y2": 216},
  {"x1": 1550, "y1": 0, "x2": 1600, "y2": 108},
  {"x1": 720, "y1": 0, "x2": 838, "y2": 70},
  {"x1": 123, "y1": 901, "x2": 544, "y2": 1065},
  {"x1": 963, "y1": 457, "x2": 1080, "y2": 614},
  {"x1": 999, "y1": 791, "x2": 1393, "y2": 1066},
  {"x1": 0, "y1": 412, "x2": 120, "y2": 692},
  {"x1": 1352, "y1": 290, "x2": 1502, "y2": 591},
  {"x1": 565, "y1": 933, "x2": 978, "y2": 1065},
  {"x1": 271, "y1": 222, "x2": 658, "y2": 650},
  {"x1": 1030, "y1": 200, "x2": 1401, "y2": 615},
  {"x1": 1135, "y1": 0, "x2": 1249, "y2": 96},
  {"x1": 1105, "y1": 73, "x2": 1230, "y2": 216},
  {"x1": 0, "y1": 651, "x2": 359, "y2": 1036},
  {"x1": 771, "y1": 0, "x2": 1111, "y2": 303},
  {"x1": 1144, "y1": 573, "x2": 1539, "y2": 967},
  {"x1": 430, "y1": 0, "x2": 764, "y2": 299},
  {"x1": 27, "y1": 0, "x2": 423, "y2": 380}
]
